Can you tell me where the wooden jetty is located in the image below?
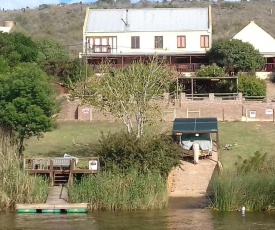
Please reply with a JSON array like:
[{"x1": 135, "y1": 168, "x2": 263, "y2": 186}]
[
  {"x1": 16, "y1": 186, "x2": 88, "y2": 213},
  {"x1": 23, "y1": 157, "x2": 100, "y2": 186},
  {"x1": 16, "y1": 157, "x2": 98, "y2": 213},
  {"x1": 16, "y1": 185, "x2": 88, "y2": 213}
]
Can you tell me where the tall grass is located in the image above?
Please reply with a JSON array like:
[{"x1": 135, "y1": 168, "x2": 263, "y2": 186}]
[
  {"x1": 69, "y1": 169, "x2": 168, "y2": 211},
  {"x1": 0, "y1": 129, "x2": 50, "y2": 211},
  {"x1": 210, "y1": 151, "x2": 275, "y2": 211}
]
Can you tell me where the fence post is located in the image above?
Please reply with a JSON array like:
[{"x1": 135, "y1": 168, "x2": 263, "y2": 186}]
[{"x1": 50, "y1": 159, "x2": 54, "y2": 186}]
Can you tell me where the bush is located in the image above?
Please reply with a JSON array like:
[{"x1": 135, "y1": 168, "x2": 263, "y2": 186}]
[
  {"x1": 94, "y1": 131, "x2": 182, "y2": 176},
  {"x1": 237, "y1": 72, "x2": 266, "y2": 97},
  {"x1": 195, "y1": 64, "x2": 225, "y2": 78},
  {"x1": 208, "y1": 39, "x2": 265, "y2": 72}
]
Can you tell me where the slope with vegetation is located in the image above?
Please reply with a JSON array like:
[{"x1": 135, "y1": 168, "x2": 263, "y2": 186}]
[{"x1": 0, "y1": 1, "x2": 275, "y2": 56}]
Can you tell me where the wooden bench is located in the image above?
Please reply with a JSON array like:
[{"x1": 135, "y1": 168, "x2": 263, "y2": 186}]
[{"x1": 51, "y1": 158, "x2": 71, "y2": 169}]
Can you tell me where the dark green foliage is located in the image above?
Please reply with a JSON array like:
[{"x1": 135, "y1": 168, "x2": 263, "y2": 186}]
[
  {"x1": 0, "y1": 56, "x2": 10, "y2": 74},
  {"x1": 208, "y1": 39, "x2": 265, "y2": 72},
  {"x1": 94, "y1": 131, "x2": 182, "y2": 176},
  {"x1": 41, "y1": 58, "x2": 87, "y2": 86},
  {"x1": 36, "y1": 39, "x2": 70, "y2": 64},
  {"x1": 237, "y1": 72, "x2": 266, "y2": 96},
  {"x1": 37, "y1": 39, "x2": 87, "y2": 85},
  {"x1": 0, "y1": 63, "x2": 58, "y2": 155},
  {"x1": 0, "y1": 32, "x2": 39, "y2": 66}
]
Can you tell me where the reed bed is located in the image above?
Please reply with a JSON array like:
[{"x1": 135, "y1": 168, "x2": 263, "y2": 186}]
[
  {"x1": 0, "y1": 130, "x2": 50, "y2": 211},
  {"x1": 210, "y1": 152, "x2": 275, "y2": 211},
  {"x1": 69, "y1": 169, "x2": 168, "y2": 211}
]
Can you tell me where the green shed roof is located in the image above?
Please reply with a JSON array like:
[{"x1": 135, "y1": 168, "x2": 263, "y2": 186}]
[{"x1": 172, "y1": 117, "x2": 218, "y2": 133}]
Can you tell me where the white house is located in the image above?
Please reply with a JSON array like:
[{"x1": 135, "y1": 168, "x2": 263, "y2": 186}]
[
  {"x1": 233, "y1": 21, "x2": 275, "y2": 73},
  {"x1": 81, "y1": 7, "x2": 212, "y2": 72},
  {"x1": 0, "y1": 21, "x2": 14, "y2": 33}
]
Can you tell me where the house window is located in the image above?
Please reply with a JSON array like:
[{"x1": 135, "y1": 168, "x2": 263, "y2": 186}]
[
  {"x1": 200, "y1": 35, "x2": 209, "y2": 48},
  {"x1": 155, "y1": 36, "x2": 163, "y2": 49},
  {"x1": 177, "y1": 36, "x2": 186, "y2": 48},
  {"x1": 131, "y1": 36, "x2": 140, "y2": 49},
  {"x1": 89, "y1": 36, "x2": 117, "y2": 53}
]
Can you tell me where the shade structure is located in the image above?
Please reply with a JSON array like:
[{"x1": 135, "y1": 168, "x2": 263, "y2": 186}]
[{"x1": 172, "y1": 117, "x2": 218, "y2": 134}]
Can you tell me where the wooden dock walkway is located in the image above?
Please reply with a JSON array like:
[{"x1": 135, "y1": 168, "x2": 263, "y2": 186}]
[
  {"x1": 46, "y1": 186, "x2": 69, "y2": 205},
  {"x1": 15, "y1": 156, "x2": 99, "y2": 213},
  {"x1": 16, "y1": 186, "x2": 88, "y2": 213},
  {"x1": 169, "y1": 151, "x2": 219, "y2": 198}
]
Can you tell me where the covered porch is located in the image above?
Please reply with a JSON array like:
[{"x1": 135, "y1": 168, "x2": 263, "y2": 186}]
[{"x1": 86, "y1": 54, "x2": 209, "y2": 73}]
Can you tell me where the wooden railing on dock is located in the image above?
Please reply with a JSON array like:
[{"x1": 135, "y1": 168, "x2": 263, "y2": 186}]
[{"x1": 24, "y1": 157, "x2": 100, "y2": 186}]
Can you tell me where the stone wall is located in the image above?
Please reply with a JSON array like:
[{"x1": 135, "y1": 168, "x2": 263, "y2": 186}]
[{"x1": 59, "y1": 93, "x2": 275, "y2": 122}]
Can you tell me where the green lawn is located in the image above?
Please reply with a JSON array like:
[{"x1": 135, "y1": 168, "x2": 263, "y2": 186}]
[{"x1": 24, "y1": 121, "x2": 275, "y2": 169}]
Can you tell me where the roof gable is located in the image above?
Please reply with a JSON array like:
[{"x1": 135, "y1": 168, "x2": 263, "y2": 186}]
[
  {"x1": 233, "y1": 21, "x2": 275, "y2": 55},
  {"x1": 85, "y1": 8, "x2": 209, "y2": 33}
]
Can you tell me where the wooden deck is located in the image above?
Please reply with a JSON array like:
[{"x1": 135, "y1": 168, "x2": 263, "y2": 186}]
[{"x1": 24, "y1": 157, "x2": 100, "y2": 186}]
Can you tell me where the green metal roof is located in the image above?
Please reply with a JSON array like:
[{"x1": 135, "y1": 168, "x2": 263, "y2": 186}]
[{"x1": 172, "y1": 117, "x2": 218, "y2": 133}]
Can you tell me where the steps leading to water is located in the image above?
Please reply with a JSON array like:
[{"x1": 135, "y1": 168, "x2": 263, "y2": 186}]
[
  {"x1": 54, "y1": 173, "x2": 69, "y2": 185},
  {"x1": 169, "y1": 151, "x2": 218, "y2": 198}
]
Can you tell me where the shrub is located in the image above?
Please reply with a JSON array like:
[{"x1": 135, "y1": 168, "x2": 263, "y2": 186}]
[
  {"x1": 195, "y1": 64, "x2": 225, "y2": 78},
  {"x1": 208, "y1": 39, "x2": 265, "y2": 72},
  {"x1": 94, "y1": 131, "x2": 182, "y2": 176},
  {"x1": 237, "y1": 72, "x2": 266, "y2": 97}
]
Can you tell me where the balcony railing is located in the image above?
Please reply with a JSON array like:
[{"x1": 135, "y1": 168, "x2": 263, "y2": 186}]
[
  {"x1": 264, "y1": 63, "x2": 275, "y2": 72},
  {"x1": 91, "y1": 63, "x2": 207, "y2": 72},
  {"x1": 92, "y1": 45, "x2": 111, "y2": 53}
]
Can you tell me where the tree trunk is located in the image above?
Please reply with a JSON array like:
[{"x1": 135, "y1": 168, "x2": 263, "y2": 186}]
[
  {"x1": 18, "y1": 137, "x2": 24, "y2": 158},
  {"x1": 136, "y1": 107, "x2": 144, "y2": 138}
]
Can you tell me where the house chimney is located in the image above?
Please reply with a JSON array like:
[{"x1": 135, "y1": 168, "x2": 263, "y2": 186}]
[
  {"x1": 121, "y1": 9, "x2": 129, "y2": 29},
  {"x1": 126, "y1": 9, "x2": 128, "y2": 26}
]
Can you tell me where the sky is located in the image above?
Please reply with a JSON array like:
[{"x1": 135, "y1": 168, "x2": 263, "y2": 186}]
[{"x1": 0, "y1": 0, "x2": 87, "y2": 11}]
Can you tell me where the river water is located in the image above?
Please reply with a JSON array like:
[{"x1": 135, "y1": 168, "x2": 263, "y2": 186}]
[{"x1": 1, "y1": 197, "x2": 275, "y2": 230}]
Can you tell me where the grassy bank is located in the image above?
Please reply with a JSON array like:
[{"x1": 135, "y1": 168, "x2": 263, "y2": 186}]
[
  {"x1": 25, "y1": 121, "x2": 275, "y2": 168},
  {"x1": 0, "y1": 138, "x2": 49, "y2": 211},
  {"x1": 23, "y1": 120, "x2": 275, "y2": 212},
  {"x1": 210, "y1": 152, "x2": 275, "y2": 211},
  {"x1": 211, "y1": 171, "x2": 275, "y2": 211},
  {"x1": 69, "y1": 169, "x2": 168, "y2": 211}
]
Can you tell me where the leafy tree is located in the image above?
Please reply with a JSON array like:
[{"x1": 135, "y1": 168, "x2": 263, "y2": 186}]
[
  {"x1": 237, "y1": 72, "x2": 266, "y2": 97},
  {"x1": 37, "y1": 39, "x2": 87, "y2": 86},
  {"x1": 0, "y1": 32, "x2": 39, "y2": 66},
  {"x1": 208, "y1": 39, "x2": 265, "y2": 73},
  {"x1": 0, "y1": 56, "x2": 10, "y2": 74},
  {"x1": 36, "y1": 39, "x2": 70, "y2": 64},
  {"x1": 0, "y1": 63, "x2": 58, "y2": 155},
  {"x1": 195, "y1": 64, "x2": 225, "y2": 78},
  {"x1": 76, "y1": 58, "x2": 176, "y2": 138}
]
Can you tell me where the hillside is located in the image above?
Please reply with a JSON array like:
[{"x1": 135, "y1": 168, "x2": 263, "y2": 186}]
[{"x1": 1, "y1": 1, "x2": 275, "y2": 56}]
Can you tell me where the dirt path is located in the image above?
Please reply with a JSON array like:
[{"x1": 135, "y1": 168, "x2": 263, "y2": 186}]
[{"x1": 169, "y1": 151, "x2": 218, "y2": 198}]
